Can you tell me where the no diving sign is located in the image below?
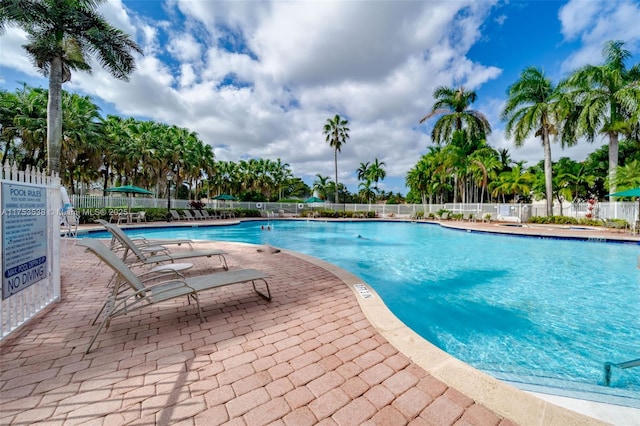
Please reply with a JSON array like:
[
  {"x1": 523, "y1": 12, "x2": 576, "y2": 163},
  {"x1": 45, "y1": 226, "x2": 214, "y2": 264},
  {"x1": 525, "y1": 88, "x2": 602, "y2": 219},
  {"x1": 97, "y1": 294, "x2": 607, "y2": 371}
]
[
  {"x1": 353, "y1": 283, "x2": 374, "y2": 299},
  {"x1": 1, "y1": 183, "x2": 48, "y2": 299}
]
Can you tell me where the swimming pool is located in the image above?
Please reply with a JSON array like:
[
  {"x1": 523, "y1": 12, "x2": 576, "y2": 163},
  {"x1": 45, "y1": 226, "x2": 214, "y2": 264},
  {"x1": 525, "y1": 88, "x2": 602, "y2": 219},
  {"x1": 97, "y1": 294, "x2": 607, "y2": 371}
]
[{"x1": 86, "y1": 220, "x2": 640, "y2": 404}]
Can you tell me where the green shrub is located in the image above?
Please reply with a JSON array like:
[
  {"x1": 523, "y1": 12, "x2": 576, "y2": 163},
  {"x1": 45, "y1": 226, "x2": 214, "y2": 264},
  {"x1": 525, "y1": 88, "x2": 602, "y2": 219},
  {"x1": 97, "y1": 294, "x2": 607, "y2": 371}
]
[
  {"x1": 135, "y1": 207, "x2": 170, "y2": 222},
  {"x1": 528, "y1": 215, "x2": 608, "y2": 226},
  {"x1": 604, "y1": 218, "x2": 629, "y2": 229}
]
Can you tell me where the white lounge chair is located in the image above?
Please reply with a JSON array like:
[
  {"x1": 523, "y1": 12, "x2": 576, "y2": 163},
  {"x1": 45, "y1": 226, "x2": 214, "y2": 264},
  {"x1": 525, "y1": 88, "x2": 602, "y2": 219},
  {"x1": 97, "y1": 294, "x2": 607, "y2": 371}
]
[
  {"x1": 101, "y1": 222, "x2": 228, "y2": 270},
  {"x1": 77, "y1": 239, "x2": 270, "y2": 353},
  {"x1": 182, "y1": 210, "x2": 196, "y2": 221},
  {"x1": 201, "y1": 210, "x2": 217, "y2": 220},
  {"x1": 61, "y1": 209, "x2": 79, "y2": 238},
  {"x1": 95, "y1": 220, "x2": 194, "y2": 253}
]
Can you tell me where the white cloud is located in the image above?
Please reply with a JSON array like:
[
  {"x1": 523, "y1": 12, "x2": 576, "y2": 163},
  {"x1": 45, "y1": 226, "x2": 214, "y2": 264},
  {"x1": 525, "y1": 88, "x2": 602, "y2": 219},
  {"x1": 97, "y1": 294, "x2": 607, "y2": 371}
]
[
  {"x1": 168, "y1": 33, "x2": 204, "y2": 63},
  {"x1": 178, "y1": 64, "x2": 197, "y2": 87},
  {"x1": 14, "y1": 0, "x2": 631, "y2": 195},
  {"x1": 558, "y1": 0, "x2": 604, "y2": 41},
  {"x1": 560, "y1": 0, "x2": 640, "y2": 72},
  {"x1": 0, "y1": 27, "x2": 37, "y2": 77},
  {"x1": 99, "y1": 0, "x2": 140, "y2": 40}
]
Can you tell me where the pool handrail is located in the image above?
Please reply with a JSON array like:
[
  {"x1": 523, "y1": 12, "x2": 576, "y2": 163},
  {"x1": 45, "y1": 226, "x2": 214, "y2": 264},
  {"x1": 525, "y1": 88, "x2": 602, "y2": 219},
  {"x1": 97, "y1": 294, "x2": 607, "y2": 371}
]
[{"x1": 603, "y1": 358, "x2": 640, "y2": 386}]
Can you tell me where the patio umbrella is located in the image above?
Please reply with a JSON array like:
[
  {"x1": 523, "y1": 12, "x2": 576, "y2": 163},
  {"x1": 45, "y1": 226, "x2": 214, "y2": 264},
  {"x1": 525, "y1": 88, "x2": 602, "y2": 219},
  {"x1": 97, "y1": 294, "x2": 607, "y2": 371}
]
[
  {"x1": 304, "y1": 196, "x2": 324, "y2": 203},
  {"x1": 213, "y1": 193, "x2": 236, "y2": 207},
  {"x1": 608, "y1": 187, "x2": 640, "y2": 221},
  {"x1": 106, "y1": 185, "x2": 153, "y2": 213},
  {"x1": 213, "y1": 194, "x2": 237, "y2": 200}
]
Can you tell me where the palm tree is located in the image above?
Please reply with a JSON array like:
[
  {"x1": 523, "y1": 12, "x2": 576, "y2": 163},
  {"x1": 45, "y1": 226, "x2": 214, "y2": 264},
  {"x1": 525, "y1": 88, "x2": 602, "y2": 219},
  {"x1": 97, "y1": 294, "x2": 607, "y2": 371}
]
[
  {"x1": 312, "y1": 174, "x2": 332, "y2": 200},
  {"x1": 613, "y1": 160, "x2": 640, "y2": 189},
  {"x1": 497, "y1": 148, "x2": 514, "y2": 172},
  {"x1": 367, "y1": 158, "x2": 386, "y2": 193},
  {"x1": 501, "y1": 67, "x2": 570, "y2": 216},
  {"x1": 1, "y1": 84, "x2": 48, "y2": 168},
  {"x1": 323, "y1": 114, "x2": 350, "y2": 203},
  {"x1": 406, "y1": 155, "x2": 433, "y2": 204},
  {"x1": 0, "y1": 88, "x2": 22, "y2": 165},
  {"x1": 60, "y1": 91, "x2": 103, "y2": 192},
  {"x1": 358, "y1": 181, "x2": 375, "y2": 204},
  {"x1": 469, "y1": 147, "x2": 501, "y2": 203},
  {"x1": 490, "y1": 165, "x2": 534, "y2": 203},
  {"x1": 564, "y1": 40, "x2": 640, "y2": 198},
  {"x1": 1, "y1": 0, "x2": 142, "y2": 174},
  {"x1": 419, "y1": 86, "x2": 492, "y2": 146},
  {"x1": 356, "y1": 161, "x2": 370, "y2": 183},
  {"x1": 269, "y1": 158, "x2": 292, "y2": 200}
]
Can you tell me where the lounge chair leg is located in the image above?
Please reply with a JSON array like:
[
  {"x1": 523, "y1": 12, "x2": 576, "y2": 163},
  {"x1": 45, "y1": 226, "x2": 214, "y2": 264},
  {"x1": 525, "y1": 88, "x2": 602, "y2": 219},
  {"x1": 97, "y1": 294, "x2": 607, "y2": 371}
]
[
  {"x1": 86, "y1": 307, "x2": 114, "y2": 354},
  {"x1": 92, "y1": 295, "x2": 115, "y2": 325},
  {"x1": 191, "y1": 293, "x2": 204, "y2": 322},
  {"x1": 219, "y1": 255, "x2": 228, "y2": 270},
  {"x1": 252, "y1": 279, "x2": 271, "y2": 301}
]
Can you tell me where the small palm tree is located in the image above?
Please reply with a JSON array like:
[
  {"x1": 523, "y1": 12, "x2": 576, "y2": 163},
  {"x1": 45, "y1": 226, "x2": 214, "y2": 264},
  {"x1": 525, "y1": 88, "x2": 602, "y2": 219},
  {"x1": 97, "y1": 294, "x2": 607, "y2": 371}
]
[
  {"x1": 419, "y1": 86, "x2": 492, "y2": 145},
  {"x1": 490, "y1": 165, "x2": 534, "y2": 203},
  {"x1": 356, "y1": 161, "x2": 370, "y2": 183},
  {"x1": 323, "y1": 114, "x2": 350, "y2": 203},
  {"x1": 406, "y1": 155, "x2": 435, "y2": 204},
  {"x1": 358, "y1": 181, "x2": 375, "y2": 204},
  {"x1": 613, "y1": 160, "x2": 640, "y2": 190},
  {"x1": 312, "y1": 174, "x2": 332, "y2": 200},
  {"x1": 1, "y1": 0, "x2": 142, "y2": 174},
  {"x1": 367, "y1": 158, "x2": 386, "y2": 193}
]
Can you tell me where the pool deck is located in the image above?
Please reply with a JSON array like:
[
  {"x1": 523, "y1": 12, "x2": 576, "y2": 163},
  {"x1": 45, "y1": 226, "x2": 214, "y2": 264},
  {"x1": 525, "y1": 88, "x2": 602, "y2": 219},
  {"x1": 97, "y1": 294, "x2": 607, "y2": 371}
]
[{"x1": 1, "y1": 219, "x2": 638, "y2": 425}]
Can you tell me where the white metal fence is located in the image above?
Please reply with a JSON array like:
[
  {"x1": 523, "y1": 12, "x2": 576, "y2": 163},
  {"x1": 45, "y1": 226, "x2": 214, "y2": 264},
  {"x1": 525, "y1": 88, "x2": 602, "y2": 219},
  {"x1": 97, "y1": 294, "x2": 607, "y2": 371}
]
[
  {"x1": 0, "y1": 164, "x2": 61, "y2": 341},
  {"x1": 69, "y1": 194, "x2": 638, "y2": 223}
]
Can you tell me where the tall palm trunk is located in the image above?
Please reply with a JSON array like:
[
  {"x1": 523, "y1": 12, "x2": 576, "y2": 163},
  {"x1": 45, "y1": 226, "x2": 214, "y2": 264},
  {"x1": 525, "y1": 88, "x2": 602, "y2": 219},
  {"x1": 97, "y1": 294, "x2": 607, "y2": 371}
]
[
  {"x1": 542, "y1": 130, "x2": 553, "y2": 216},
  {"x1": 608, "y1": 132, "x2": 619, "y2": 199},
  {"x1": 453, "y1": 175, "x2": 458, "y2": 204},
  {"x1": 334, "y1": 148, "x2": 339, "y2": 204},
  {"x1": 47, "y1": 56, "x2": 63, "y2": 174}
]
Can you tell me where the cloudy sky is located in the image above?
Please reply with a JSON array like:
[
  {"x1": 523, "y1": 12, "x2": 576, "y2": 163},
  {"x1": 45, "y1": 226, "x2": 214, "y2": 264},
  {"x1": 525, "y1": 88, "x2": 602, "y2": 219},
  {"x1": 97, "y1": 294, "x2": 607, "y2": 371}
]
[{"x1": 2, "y1": 0, "x2": 640, "y2": 194}]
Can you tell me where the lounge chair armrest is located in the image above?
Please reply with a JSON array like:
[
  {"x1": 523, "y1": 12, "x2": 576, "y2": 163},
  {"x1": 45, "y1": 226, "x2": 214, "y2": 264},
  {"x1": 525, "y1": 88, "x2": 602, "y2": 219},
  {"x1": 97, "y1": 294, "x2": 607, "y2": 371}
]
[
  {"x1": 107, "y1": 280, "x2": 194, "y2": 316},
  {"x1": 140, "y1": 245, "x2": 171, "y2": 255},
  {"x1": 137, "y1": 269, "x2": 183, "y2": 282},
  {"x1": 146, "y1": 279, "x2": 194, "y2": 291}
]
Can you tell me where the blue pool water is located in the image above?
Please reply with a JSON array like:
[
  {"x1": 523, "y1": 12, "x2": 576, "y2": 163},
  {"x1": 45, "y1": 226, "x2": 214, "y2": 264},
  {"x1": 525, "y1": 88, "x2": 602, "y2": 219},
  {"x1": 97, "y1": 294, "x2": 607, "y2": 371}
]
[{"x1": 86, "y1": 220, "x2": 640, "y2": 403}]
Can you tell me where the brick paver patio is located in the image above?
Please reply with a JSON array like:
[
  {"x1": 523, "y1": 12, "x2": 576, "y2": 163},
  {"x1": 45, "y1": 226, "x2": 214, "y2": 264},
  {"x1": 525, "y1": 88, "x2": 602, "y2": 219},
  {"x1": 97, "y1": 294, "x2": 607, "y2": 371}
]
[
  {"x1": 5, "y1": 218, "x2": 636, "y2": 425},
  {"x1": 0, "y1": 237, "x2": 519, "y2": 425}
]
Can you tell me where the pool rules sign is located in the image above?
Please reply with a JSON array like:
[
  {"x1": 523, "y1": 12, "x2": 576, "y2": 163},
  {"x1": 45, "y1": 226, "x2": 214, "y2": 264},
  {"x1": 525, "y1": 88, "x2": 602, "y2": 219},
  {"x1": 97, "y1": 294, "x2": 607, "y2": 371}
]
[{"x1": 1, "y1": 182, "x2": 48, "y2": 299}]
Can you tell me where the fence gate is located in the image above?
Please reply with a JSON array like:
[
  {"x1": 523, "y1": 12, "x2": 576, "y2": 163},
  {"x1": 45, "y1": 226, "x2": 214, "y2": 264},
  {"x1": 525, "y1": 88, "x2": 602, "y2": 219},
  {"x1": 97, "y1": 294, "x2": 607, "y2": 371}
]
[{"x1": 0, "y1": 164, "x2": 61, "y2": 341}]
